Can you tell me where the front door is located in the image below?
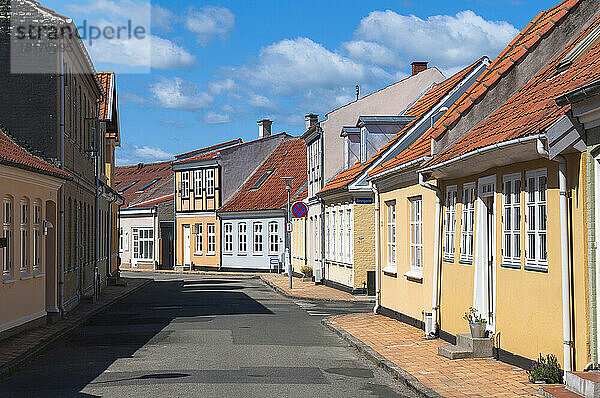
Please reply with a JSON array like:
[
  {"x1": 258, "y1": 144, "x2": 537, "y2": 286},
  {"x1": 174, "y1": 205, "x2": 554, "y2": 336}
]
[
  {"x1": 183, "y1": 225, "x2": 191, "y2": 266},
  {"x1": 160, "y1": 222, "x2": 174, "y2": 269}
]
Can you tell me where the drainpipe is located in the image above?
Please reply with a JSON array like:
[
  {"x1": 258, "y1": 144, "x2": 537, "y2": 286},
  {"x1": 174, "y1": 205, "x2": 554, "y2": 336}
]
[
  {"x1": 59, "y1": 37, "x2": 66, "y2": 314},
  {"x1": 537, "y1": 139, "x2": 572, "y2": 371},
  {"x1": 419, "y1": 172, "x2": 442, "y2": 336},
  {"x1": 371, "y1": 182, "x2": 381, "y2": 313}
]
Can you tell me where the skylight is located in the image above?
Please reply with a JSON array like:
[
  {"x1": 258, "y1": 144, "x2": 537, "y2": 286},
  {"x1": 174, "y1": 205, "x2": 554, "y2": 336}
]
[
  {"x1": 118, "y1": 180, "x2": 140, "y2": 193},
  {"x1": 136, "y1": 178, "x2": 161, "y2": 192},
  {"x1": 251, "y1": 168, "x2": 274, "y2": 190}
]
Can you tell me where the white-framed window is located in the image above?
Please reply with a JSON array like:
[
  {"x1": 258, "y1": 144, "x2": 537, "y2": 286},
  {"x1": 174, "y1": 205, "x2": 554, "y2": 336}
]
[
  {"x1": 181, "y1": 171, "x2": 190, "y2": 199},
  {"x1": 338, "y1": 210, "x2": 344, "y2": 262},
  {"x1": 331, "y1": 210, "x2": 337, "y2": 259},
  {"x1": 346, "y1": 208, "x2": 352, "y2": 264},
  {"x1": 206, "y1": 169, "x2": 215, "y2": 197},
  {"x1": 2, "y1": 198, "x2": 12, "y2": 274},
  {"x1": 460, "y1": 183, "x2": 476, "y2": 262},
  {"x1": 409, "y1": 197, "x2": 423, "y2": 271},
  {"x1": 238, "y1": 222, "x2": 247, "y2": 254},
  {"x1": 33, "y1": 202, "x2": 41, "y2": 270},
  {"x1": 503, "y1": 174, "x2": 522, "y2": 265},
  {"x1": 20, "y1": 200, "x2": 29, "y2": 271},
  {"x1": 386, "y1": 201, "x2": 396, "y2": 269},
  {"x1": 194, "y1": 170, "x2": 203, "y2": 197},
  {"x1": 132, "y1": 228, "x2": 153, "y2": 260},
  {"x1": 195, "y1": 223, "x2": 204, "y2": 254},
  {"x1": 324, "y1": 214, "x2": 329, "y2": 258},
  {"x1": 222, "y1": 223, "x2": 232, "y2": 254},
  {"x1": 207, "y1": 223, "x2": 216, "y2": 254},
  {"x1": 443, "y1": 186, "x2": 457, "y2": 261},
  {"x1": 253, "y1": 222, "x2": 263, "y2": 254},
  {"x1": 119, "y1": 227, "x2": 124, "y2": 252},
  {"x1": 525, "y1": 169, "x2": 547, "y2": 267},
  {"x1": 269, "y1": 222, "x2": 279, "y2": 254}
]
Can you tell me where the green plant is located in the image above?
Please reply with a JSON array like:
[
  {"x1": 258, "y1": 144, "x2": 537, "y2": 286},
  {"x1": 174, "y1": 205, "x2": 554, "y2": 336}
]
[
  {"x1": 527, "y1": 354, "x2": 562, "y2": 384},
  {"x1": 463, "y1": 307, "x2": 487, "y2": 324},
  {"x1": 300, "y1": 265, "x2": 313, "y2": 277}
]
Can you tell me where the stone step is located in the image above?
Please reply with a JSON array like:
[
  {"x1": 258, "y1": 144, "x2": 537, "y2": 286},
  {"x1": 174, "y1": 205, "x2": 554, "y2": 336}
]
[
  {"x1": 539, "y1": 385, "x2": 583, "y2": 398},
  {"x1": 437, "y1": 344, "x2": 472, "y2": 360},
  {"x1": 456, "y1": 333, "x2": 493, "y2": 357},
  {"x1": 565, "y1": 371, "x2": 600, "y2": 398}
]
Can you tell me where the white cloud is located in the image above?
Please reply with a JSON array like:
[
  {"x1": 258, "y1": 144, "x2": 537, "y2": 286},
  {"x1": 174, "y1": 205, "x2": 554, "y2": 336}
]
[
  {"x1": 343, "y1": 40, "x2": 398, "y2": 67},
  {"x1": 184, "y1": 6, "x2": 235, "y2": 45},
  {"x1": 150, "y1": 77, "x2": 213, "y2": 111},
  {"x1": 150, "y1": 36, "x2": 196, "y2": 69},
  {"x1": 247, "y1": 93, "x2": 275, "y2": 109},
  {"x1": 239, "y1": 38, "x2": 369, "y2": 96},
  {"x1": 121, "y1": 92, "x2": 149, "y2": 104},
  {"x1": 208, "y1": 78, "x2": 236, "y2": 94},
  {"x1": 151, "y1": 5, "x2": 177, "y2": 32},
  {"x1": 353, "y1": 10, "x2": 518, "y2": 69},
  {"x1": 204, "y1": 111, "x2": 231, "y2": 124},
  {"x1": 133, "y1": 145, "x2": 173, "y2": 161},
  {"x1": 160, "y1": 119, "x2": 187, "y2": 128}
]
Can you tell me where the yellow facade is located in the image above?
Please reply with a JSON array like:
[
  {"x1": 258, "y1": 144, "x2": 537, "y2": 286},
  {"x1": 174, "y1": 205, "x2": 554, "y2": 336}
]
[
  {"x1": 352, "y1": 202, "x2": 375, "y2": 290},
  {"x1": 378, "y1": 179, "x2": 438, "y2": 324},
  {"x1": 291, "y1": 216, "x2": 307, "y2": 274},
  {"x1": 438, "y1": 155, "x2": 588, "y2": 369}
]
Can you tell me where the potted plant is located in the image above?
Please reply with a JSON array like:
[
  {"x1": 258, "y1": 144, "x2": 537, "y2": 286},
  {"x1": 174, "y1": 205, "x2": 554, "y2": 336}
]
[
  {"x1": 463, "y1": 307, "x2": 487, "y2": 338},
  {"x1": 526, "y1": 354, "x2": 562, "y2": 384}
]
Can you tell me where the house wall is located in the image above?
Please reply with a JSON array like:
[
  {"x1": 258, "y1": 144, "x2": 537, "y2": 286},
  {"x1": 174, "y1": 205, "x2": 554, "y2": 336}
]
[
  {"x1": 220, "y1": 214, "x2": 285, "y2": 270},
  {"x1": 379, "y1": 180, "x2": 437, "y2": 323},
  {"x1": 175, "y1": 166, "x2": 220, "y2": 212},
  {"x1": 438, "y1": 155, "x2": 588, "y2": 370},
  {"x1": 176, "y1": 214, "x2": 220, "y2": 268},
  {"x1": 118, "y1": 212, "x2": 156, "y2": 269},
  {"x1": 353, "y1": 202, "x2": 375, "y2": 290}
]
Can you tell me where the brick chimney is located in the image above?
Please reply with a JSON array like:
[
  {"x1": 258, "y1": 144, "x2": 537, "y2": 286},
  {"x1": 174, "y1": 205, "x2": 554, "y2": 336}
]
[
  {"x1": 411, "y1": 61, "x2": 428, "y2": 76},
  {"x1": 257, "y1": 119, "x2": 272, "y2": 138},
  {"x1": 305, "y1": 114, "x2": 319, "y2": 131}
]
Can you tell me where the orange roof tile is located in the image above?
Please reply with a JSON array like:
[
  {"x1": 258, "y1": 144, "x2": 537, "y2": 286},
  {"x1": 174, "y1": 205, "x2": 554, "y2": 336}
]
[
  {"x1": 318, "y1": 58, "x2": 485, "y2": 195},
  {"x1": 115, "y1": 161, "x2": 173, "y2": 207},
  {"x1": 423, "y1": 12, "x2": 600, "y2": 170},
  {"x1": 219, "y1": 138, "x2": 307, "y2": 212},
  {"x1": 429, "y1": 0, "x2": 583, "y2": 140}
]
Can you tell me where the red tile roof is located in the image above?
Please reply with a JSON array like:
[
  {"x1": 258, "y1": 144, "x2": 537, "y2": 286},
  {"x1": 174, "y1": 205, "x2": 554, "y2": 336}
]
[
  {"x1": 130, "y1": 194, "x2": 174, "y2": 209},
  {"x1": 175, "y1": 139, "x2": 242, "y2": 160},
  {"x1": 115, "y1": 161, "x2": 173, "y2": 207},
  {"x1": 219, "y1": 138, "x2": 307, "y2": 212},
  {"x1": 423, "y1": 12, "x2": 600, "y2": 170},
  {"x1": 97, "y1": 72, "x2": 113, "y2": 121},
  {"x1": 428, "y1": 0, "x2": 583, "y2": 141},
  {"x1": 0, "y1": 127, "x2": 69, "y2": 179},
  {"x1": 318, "y1": 58, "x2": 485, "y2": 194}
]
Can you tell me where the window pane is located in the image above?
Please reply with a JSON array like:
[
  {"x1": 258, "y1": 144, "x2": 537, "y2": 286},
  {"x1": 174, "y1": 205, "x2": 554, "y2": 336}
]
[
  {"x1": 514, "y1": 233, "x2": 521, "y2": 257},
  {"x1": 505, "y1": 208, "x2": 511, "y2": 230},
  {"x1": 540, "y1": 233, "x2": 547, "y2": 261},
  {"x1": 539, "y1": 205, "x2": 547, "y2": 231},
  {"x1": 504, "y1": 234, "x2": 511, "y2": 257},
  {"x1": 528, "y1": 234, "x2": 536, "y2": 260},
  {"x1": 515, "y1": 180, "x2": 521, "y2": 203},
  {"x1": 528, "y1": 206, "x2": 536, "y2": 231},
  {"x1": 539, "y1": 176, "x2": 547, "y2": 201}
]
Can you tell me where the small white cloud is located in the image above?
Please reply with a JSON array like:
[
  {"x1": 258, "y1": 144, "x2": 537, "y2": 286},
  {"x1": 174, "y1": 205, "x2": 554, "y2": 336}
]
[
  {"x1": 343, "y1": 40, "x2": 398, "y2": 67},
  {"x1": 184, "y1": 6, "x2": 235, "y2": 46},
  {"x1": 160, "y1": 119, "x2": 187, "y2": 128},
  {"x1": 204, "y1": 111, "x2": 231, "y2": 124},
  {"x1": 208, "y1": 78, "x2": 236, "y2": 94},
  {"x1": 151, "y1": 4, "x2": 176, "y2": 32},
  {"x1": 221, "y1": 104, "x2": 234, "y2": 112},
  {"x1": 134, "y1": 145, "x2": 173, "y2": 161},
  {"x1": 121, "y1": 92, "x2": 149, "y2": 104},
  {"x1": 247, "y1": 93, "x2": 275, "y2": 109},
  {"x1": 150, "y1": 77, "x2": 213, "y2": 111}
]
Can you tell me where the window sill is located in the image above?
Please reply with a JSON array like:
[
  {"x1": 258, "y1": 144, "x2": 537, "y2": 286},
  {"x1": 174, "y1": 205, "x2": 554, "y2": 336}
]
[
  {"x1": 194, "y1": 252, "x2": 203, "y2": 256},
  {"x1": 524, "y1": 264, "x2": 548, "y2": 273},
  {"x1": 32, "y1": 269, "x2": 44, "y2": 278},
  {"x1": 206, "y1": 252, "x2": 216, "y2": 256},
  {"x1": 443, "y1": 257, "x2": 454, "y2": 263},
  {"x1": 238, "y1": 253, "x2": 247, "y2": 256},
  {"x1": 404, "y1": 269, "x2": 423, "y2": 283},
  {"x1": 458, "y1": 259, "x2": 472, "y2": 265},
  {"x1": 252, "y1": 253, "x2": 263, "y2": 257},
  {"x1": 382, "y1": 266, "x2": 397, "y2": 277},
  {"x1": 20, "y1": 271, "x2": 33, "y2": 280},
  {"x1": 3, "y1": 274, "x2": 17, "y2": 284},
  {"x1": 501, "y1": 263, "x2": 521, "y2": 269}
]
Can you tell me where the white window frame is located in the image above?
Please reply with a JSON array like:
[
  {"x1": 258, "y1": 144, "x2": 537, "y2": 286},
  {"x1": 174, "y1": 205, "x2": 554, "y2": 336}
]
[
  {"x1": 33, "y1": 202, "x2": 41, "y2": 271},
  {"x1": 194, "y1": 170, "x2": 203, "y2": 198},
  {"x1": 331, "y1": 210, "x2": 337, "y2": 259},
  {"x1": 525, "y1": 169, "x2": 548, "y2": 268},
  {"x1": 207, "y1": 223, "x2": 216, "y2": 255},
  {"x1": 269, "y1": 221, "x2": 279, "y2": 254},
  {"x1": 503, "y1": 174, "x2": 522, "y2": 266},
  {"x1": 132, "y1": 227, "x2": 154, "y2": 261},
  {"x1": 206, "y1": 169, "x2": 215, "y2": 197},
  {"x1": 324, "y1": 213, "x2": 329, "y2": 259},
  {"x1": 119, "y1": 227, "x2": 124, "y2": 252},
  {"x1": 2, "y1": 198, "x2": 12, "y2": 274},
  {"x1": 386, "y1": 201, "x2": 396, "y2": 271},
  {"x1": 346, "y1": 207, "x2": 352, "y2": 264},
  {"x1": 181, "y1": 171, "x2": 190, "y2": 199},
  {"x1": 195, "y1": 223, "x2": 204, "y2": 255},
  {"x1": 338, "y1": 209, "x2": 344, "y2": 263},
  {"x1": 443, "y1": 186, "x2": 457, "y2": 261},
  {"x1": 460, "y1": 183, "x2": 476, "y2": 262},
  {"x1": 20, "y1": 200, "x2": 28, "y2": 271},
  {"x1": 238, "y1": 222, "x2": 247, "y2": 255},
  {"x1": 409, "y1": 197, "x2": 423, "y2": 272},
  {"x1": 253, "y1": 222, "x2": 263, "y2": 255},
  {"x1": 222, "y1": 223, "x2": 232, "y2": 254}
]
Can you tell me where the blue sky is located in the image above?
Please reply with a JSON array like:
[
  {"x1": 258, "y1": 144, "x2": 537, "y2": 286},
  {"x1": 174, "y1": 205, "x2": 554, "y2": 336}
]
[{"x1": 42, "y1": 0, "x2": 558, "y2": 165}]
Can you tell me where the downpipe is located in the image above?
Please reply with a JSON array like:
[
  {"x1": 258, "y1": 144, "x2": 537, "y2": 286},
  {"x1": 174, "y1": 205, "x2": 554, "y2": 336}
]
[
  {"x1": 537, "y1": 139, "x2": 572, "y2": 371},
  {"x1": 59, "y1": 37, "x2": 65, "y2": 314},
  {"x1": 419, "y1": 172, "x2": 442, "y2": 337},
  {"x1": 371, "y1": 182, "x2": 381, "y2": 314}
]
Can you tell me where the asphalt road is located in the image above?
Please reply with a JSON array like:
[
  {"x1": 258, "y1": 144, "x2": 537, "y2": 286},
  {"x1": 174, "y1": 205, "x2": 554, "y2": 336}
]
[{"x1": 1, "y1": 273, "x2": 417, "y2": 397}]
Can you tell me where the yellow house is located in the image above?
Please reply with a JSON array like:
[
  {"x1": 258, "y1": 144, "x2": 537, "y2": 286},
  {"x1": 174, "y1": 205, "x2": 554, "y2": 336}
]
[
  {"x1": 0, "y1": 127, "x2": 67, "y2": 338},
  {"x1": 415, "y1": 5, "x2": 599, "y2": 371}
]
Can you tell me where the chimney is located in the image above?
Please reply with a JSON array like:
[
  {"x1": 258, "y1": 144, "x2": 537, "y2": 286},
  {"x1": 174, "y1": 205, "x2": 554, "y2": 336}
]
[
  {"x1": 257, "y1": 119, "x2": 272, "y2": 138},
  {"x1": 411, "y1": 61, "x2": 428, "y2": 76},
  {"x1": 305, "y1": 114, "x2": 319, "y2": 131}
]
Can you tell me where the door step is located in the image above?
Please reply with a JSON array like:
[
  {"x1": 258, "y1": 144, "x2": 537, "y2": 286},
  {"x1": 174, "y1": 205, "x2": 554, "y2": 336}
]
[
  {"x1": 437, "y1": 333, "x2": 493, "y2": 360},
  {"x1": 539, "y1": 386, "x2": 583, "y2": 398},
  {"x1": 564, "y1": 371, "x2": 600, "y2": 398}
]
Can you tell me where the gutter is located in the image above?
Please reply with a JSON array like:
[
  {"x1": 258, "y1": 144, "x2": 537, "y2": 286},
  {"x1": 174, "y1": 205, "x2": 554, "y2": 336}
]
[
  {"x1": 370, "y1": 182, "x2": 381, "y2": 313},
  {"x1": 555, "y1": 79, "x2": 600, "y2": 106},
  {"x1": 367, "y1": 156, "x2": 431, "y2": 182}
]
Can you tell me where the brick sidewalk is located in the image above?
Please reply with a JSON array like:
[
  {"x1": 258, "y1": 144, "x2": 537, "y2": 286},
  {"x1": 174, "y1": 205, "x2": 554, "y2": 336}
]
[
  {"x1": 261, "y1": 273, "x2": 359, "y2": 302},
  {"x1": 326, "y1": 313, "x2": 543, "y2": 397},
  {"x1": 0, "y1": 277, "x2": 151, "y2": 379}
]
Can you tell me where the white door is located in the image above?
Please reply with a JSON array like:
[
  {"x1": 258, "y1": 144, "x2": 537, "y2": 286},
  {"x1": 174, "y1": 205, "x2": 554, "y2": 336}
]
[
  {"x1": 474, "y1": 175, "x2": 497, "y2": 333},
  {"x1": 183, "y1": 225, "x2": 191, "y2": 266}
]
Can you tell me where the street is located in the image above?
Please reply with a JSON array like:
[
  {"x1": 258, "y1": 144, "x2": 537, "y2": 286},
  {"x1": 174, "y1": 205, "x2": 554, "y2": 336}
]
[{"x1": 0, "y1": 273, "x2": 416, "y2": 397}]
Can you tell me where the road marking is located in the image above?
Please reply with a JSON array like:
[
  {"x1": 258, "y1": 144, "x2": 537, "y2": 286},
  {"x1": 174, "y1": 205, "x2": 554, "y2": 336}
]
[
  {"x1": 307, "y1": 311, "x2": 331, "y2": 316},
  {"x1": 152, "y1": 306, "x2": 183, "y2": 310}
]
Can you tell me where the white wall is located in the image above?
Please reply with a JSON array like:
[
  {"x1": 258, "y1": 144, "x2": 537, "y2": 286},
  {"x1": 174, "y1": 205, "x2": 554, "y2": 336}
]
[{"x1": 118, "y1": 212, "x2": 157, "y2": 268}]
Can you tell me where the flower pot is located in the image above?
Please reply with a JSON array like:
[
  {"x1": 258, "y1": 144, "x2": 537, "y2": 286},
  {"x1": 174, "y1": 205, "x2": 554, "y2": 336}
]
[{"x1": 469, "y1": 322, "x2": 487, "y2": 338}]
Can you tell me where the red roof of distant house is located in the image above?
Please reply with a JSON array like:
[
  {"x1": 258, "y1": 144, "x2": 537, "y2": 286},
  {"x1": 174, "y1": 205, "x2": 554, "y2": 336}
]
[
  {"x1": 428, "y1": 0, "x2": 583, "y2": 141},
  {"x1": 130, "y1": 194, "x2": 174, "y2": 209},
  {"x1": 317, "y1": 58, "x2": 485, "y2": 194},
  {"x1": 423, "y1": 11, "x2": 600, "y2": 169},
  {"x1": 97, "y1": 71, "x2": 120, "y2": 142},
  {"x1": 0, "y1": 127, "x2": 69, "y2": 179},
  {"x1": 115, "y1": 161, "x2": 173, "y2": 207},
  {"x1": 175, "y1": 139, "x2": 242, "y2": 160},
  {"x1": 219, "y1": 138, "x2": 307, "y2": 212}
]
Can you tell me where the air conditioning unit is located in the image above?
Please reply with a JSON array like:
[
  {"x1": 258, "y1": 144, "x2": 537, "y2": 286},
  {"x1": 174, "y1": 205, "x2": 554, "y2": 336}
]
[{"x1": 424, "y1": 312, "x2": 434, "y2": 336}]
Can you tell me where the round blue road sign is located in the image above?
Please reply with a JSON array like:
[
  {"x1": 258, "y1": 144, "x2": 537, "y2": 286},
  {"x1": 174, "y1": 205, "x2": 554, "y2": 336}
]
[{"x1": 292, "y1": 202, "x2": 308, "y2": 218}]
